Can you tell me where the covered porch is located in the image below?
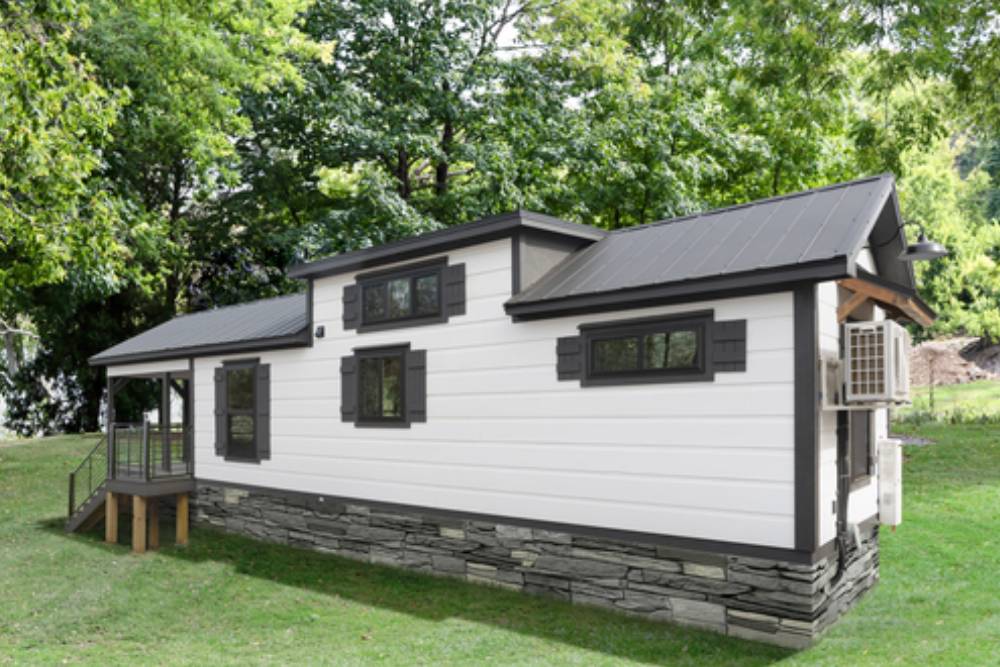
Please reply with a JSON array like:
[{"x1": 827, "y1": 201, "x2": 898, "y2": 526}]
[{"x1": 67, "y1": 359, "x2": 195, "y2": 553}]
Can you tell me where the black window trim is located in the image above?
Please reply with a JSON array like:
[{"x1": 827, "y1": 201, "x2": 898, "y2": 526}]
[
  {"x1": 357, "y1": 258, "x2": 447, "y2": 333},
  {"x1": 221, "y1": 357, "x2": 263, "y2": 464},
  {"x1": 580, "y1": 311, "x2": 714, "y2": 387},
  {"x1": 354, "y1": 343, "x2": 411, "y2": 429}
]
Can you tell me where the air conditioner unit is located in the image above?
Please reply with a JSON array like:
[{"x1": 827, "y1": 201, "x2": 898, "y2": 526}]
[{"x1": 844, "y1": 321, "x2": 910, "y2": 404}]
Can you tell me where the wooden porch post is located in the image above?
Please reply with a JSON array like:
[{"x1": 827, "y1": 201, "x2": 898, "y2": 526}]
[
  {"x1": 161, "y1": 372, "x2": 171, "y2": 472},
  {"x1": 176, "y1": 493, "x2": 189, "y2": 547},
  {"x1": 148, "y1": 499, "x2": 159, "y2": 549},
  {"x1": 132, "y1": 495, "x2": 148, "y2": 554},
  {"x1": 105, "y1": 491, "x2": 118, "y2": 544}
]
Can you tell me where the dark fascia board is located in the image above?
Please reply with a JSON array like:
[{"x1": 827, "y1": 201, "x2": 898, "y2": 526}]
[
  {"x1": 286, "y1": 210, "x2": 606, "y2": 281},
  {"x1": 108, "y1": 477, "x2": 196, "y2": 497},
  {"x1": 506, "y1": 257, "x2": 852, "y2": 320},
  {"x1": 89, "y1": 328, "x2": 310, "y2": 367},
  {"x1": 195, "y1": 477, "x2": 846, "y2": 564},
  {"x1": 849, "y1": 179, "x2": 916, "y2": 291}
]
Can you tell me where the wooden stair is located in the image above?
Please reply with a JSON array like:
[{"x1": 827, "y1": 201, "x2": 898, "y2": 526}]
[{"x1": 66, "y1": 484, "x2": 107, "y2": 533}]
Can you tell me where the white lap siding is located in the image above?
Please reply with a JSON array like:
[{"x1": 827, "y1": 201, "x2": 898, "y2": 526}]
[
  {"x1": 194, "y1": 238, "x2": 797, "y2": 548},
  {"x1": 817, "y1": 268, "x2": 886, "y2": 545}
]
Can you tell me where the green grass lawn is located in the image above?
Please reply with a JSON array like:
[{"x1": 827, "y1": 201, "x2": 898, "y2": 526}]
[
  {"x1": 897, "y1": 379, "x2": 1000, "y2": 421},
  {"x1": 2, "y1": 422, "x2": 999, "y2": 665}
]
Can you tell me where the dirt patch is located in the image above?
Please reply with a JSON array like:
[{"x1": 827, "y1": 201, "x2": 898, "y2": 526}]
[{"x1": 910, "y1": 337, "x2": 1000, "y2": 387}]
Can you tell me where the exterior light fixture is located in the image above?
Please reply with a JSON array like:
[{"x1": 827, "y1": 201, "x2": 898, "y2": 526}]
[
  {"x1": 899, "y1": 230, "x2": 948, "y2": 262},
  {"x1": 871, "y1": 219, "x2": 949, "y2": 262}
]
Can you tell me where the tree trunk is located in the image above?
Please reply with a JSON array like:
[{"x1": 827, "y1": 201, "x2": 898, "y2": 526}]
[
  {"x1": 436, "y1": 81, "x2": 453, "y2": 197},
  {"x1": 3, "y1": 331, "x2": 19, "y2": 375},
  {"x1": 164, "y1": 159, "x2": 186, "y2": 313},
  {"x1": 396, "y1": 147, "x2": 411, "y2": 200}
]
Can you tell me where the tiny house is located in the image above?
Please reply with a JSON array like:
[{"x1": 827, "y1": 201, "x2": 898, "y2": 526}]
[{"x1": 76, "y1": 174, "x2": 934, "y2": 647}]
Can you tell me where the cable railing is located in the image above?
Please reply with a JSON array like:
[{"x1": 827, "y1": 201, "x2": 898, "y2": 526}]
[
  {"x1": 68, "y1": 436, "x2": 108, "y2": 518},
  {"x1": 111, "y1": 420, "x2": 192, "y2": 481}
]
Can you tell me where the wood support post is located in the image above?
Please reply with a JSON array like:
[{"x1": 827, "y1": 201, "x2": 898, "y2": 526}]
[
  {"x1": 176, "y1": 493, "x2": 189, "y2": 547},
  {"x1": 105, "y1": 491, "x2": 118, "y2": 544},
  {"x1": 148, "y1": 499, "x2": 159, "y2": 550},
  {"x1": 132, "y1": 495, "x2": 148, "y2": 554}
]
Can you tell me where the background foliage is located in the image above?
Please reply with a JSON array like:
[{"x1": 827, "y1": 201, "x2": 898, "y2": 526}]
[{"x1": 1, "y1": 0, "x2": 998, "y2": 434}]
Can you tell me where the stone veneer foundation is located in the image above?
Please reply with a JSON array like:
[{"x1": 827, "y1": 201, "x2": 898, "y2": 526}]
[{"x1": 194, "y1": 483, "x2": 879, "y2": 648}]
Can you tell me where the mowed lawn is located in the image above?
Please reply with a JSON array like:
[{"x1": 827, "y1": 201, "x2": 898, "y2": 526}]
[
  {"x1": 1, "y1": 423, "x2": 999, "y2": 665},
  {"x1": 899, "y1": 379, "x2": 1000, "y2": 420}
]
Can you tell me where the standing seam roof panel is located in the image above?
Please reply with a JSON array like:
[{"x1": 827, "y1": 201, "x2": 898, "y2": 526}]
[{"x1": 506, "y1": 174, "x2": 897, "y2": 307}]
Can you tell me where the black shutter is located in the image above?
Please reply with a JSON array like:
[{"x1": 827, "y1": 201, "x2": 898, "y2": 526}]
[
  {"x1": 405, "y1": 349, "x2": 427, "y2": 423},
  {"x1": 556, "y1": 335, "x2": 583, "y2": 381},
  {"x1": 341, "y1": 356, "x2": 358, "y2": 422},
  {"x1": 255, "y1": 363, "x2": 271, "y2": 460},
  {"x1": 851, "y1": 411, "x2": 873, "y2": 479},
  {"x1": 343, "y1": 284, "x2": 361, "y2": 330},
  {"x1": 214, "y1": 367, "x2": 227, "y2": 457},
  {"x1": 711, "y1": 319, "x2": 747, "y2": 373},
  {"x1": 443, "y1": 264, "x2": 466, "y2": 317}
]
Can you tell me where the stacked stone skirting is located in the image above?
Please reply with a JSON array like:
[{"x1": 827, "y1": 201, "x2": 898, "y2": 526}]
[{"x1": 194, "y1": 483, "x2": 879, "y2": 648}]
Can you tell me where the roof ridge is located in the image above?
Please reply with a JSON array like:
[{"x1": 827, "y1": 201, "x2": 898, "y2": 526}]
[{"x1": 610, "y1": 173, "x2": 891, "y2": 235}]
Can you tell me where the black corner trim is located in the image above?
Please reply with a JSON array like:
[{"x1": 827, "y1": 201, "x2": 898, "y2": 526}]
[{"x1": 794, "y1": 284, "x2": 819, "y2": 552}]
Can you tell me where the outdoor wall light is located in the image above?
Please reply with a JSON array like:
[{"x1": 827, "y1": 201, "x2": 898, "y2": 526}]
[
  {"x1": 872, "y1": 219, "x2": 949, "y2": 262},
  {"x1": 899, "y1": 229, "x2": 949, "y2": 262}
]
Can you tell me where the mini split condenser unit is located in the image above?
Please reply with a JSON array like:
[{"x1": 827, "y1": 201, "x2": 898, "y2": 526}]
[{"x1": 843, "y1": 320, "x2": 911, "y2": 405}]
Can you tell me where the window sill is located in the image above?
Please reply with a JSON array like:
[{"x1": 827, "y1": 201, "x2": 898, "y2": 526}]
[
  {"x1": 581, "y1": 370, "x2": 713, "y2": 387},
  {"x1": 224, "y1": 455, "x2": 264, "y2": 464},
  {"x1": 354, "y1": 421, "x2": 412, "y2": 429},
  {"x1": 357, "y1": 314, "x2": 447, "y2": 334}
]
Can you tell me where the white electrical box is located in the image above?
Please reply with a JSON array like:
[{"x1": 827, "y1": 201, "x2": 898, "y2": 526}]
[
  {"x1": 878, "y1": 438, "x2": 903, "y2": 526},
  {"x1": 844, "y1": 321, "x2": 910, "y2": 404}
]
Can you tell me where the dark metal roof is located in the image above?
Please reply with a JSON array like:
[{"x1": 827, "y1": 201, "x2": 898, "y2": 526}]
[
  {"x1": 90, "y1": 293, "x2": 309, "y2": 366},
  {"x1": 507, "y1": 174, "x2": 902, "y2": 318},
  {"x1": 288, "y1": 209, "x2": 605, "y2": 280}
]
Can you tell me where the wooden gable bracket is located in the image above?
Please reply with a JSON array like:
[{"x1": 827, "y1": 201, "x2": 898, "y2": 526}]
[{"x1": 837, "y1": 276, "x2": 935, "y2": 327}]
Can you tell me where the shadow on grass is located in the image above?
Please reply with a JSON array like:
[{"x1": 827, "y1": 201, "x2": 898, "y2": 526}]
[{"x1": 42, "y1": 517, "x2": 792, "y2": 666}]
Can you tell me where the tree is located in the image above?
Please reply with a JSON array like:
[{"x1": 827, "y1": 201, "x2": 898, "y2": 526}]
[
  {"x1": 898, "y1": 137, "x2": 1000, "y2": 341},
  {"x1": 0, "y1": 0, "x2": 124, "y2": 322},
  {"x1": 1, "y1": 0, "x2": 321, "y2": 433}
]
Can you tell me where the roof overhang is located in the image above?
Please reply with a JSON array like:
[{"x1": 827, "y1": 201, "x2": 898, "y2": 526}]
[
  {"x1": 287, "y1": 210, "x2": 605, "y2": 280},
  {"x1": 89, "y1": 329, "x2": 310, "y2": 367},
  {"x1": 837, "y1": 269, "x2": 936, "y2": 327},
  {"x1": 505, "y1": 257, "x2": 852, "y2": 320}
]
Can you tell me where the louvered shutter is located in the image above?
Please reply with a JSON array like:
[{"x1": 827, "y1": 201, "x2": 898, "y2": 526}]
[
  {"x1": 711, "y1": 319, "x2": 747, "y2": 373},
  {"x1": 443, "y1": 264, "x2": 466, "y2": 317},
  {"x1": 341, "y1": 356, "x2": 358, "y2": 422},
  {"x1": 255, "y1": 363, "x2": 271, "y2": 460},
  {"x1": 556, "y1": 335, "x2": 583, "y2": 381},
  {"x1": 214, "y1": 368, "x2": 227, "y2": 456},
  {"x1": 405, "y1": 349, "x2": 427, "y2": 423},
  {"x1": 343, "y1": 284, "x2": 361, "y2": 330}
]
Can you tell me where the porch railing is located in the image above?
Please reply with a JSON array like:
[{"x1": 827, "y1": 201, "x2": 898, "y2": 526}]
[
  {"x1": 110, "y1": 420, "x2": 193, "y2": 481},
  {"x1": 68, "y1": 436, "x2": 108, "y2": 517}
]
